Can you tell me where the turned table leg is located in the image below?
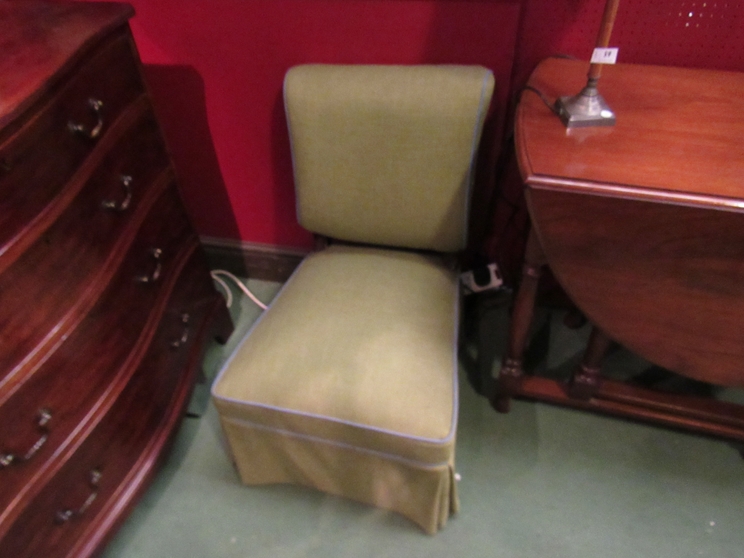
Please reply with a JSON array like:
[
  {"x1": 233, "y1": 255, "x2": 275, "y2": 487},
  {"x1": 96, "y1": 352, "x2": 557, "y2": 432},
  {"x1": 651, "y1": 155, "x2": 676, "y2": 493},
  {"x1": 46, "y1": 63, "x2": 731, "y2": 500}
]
[
  {"x1": 569, "y1": 326, "x2": 612, "y2": 400},
  {"x1": 493, "y1": 229, "x2": 546, "y2": 413}
]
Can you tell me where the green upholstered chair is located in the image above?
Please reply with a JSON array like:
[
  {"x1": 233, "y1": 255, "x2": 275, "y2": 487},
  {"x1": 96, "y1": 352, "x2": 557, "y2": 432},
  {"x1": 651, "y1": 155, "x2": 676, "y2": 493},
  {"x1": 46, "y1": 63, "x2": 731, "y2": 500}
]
[{"x1": 212, "y1": 64, "x2": 495, "y2": 534}]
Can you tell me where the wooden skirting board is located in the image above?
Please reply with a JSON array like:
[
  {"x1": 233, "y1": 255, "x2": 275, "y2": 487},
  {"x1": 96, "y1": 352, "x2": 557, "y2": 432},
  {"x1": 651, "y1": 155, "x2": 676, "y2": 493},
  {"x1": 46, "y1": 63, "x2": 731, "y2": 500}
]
[{"x1": 200, "y1": 237, "x2": 308, "y2": 283}]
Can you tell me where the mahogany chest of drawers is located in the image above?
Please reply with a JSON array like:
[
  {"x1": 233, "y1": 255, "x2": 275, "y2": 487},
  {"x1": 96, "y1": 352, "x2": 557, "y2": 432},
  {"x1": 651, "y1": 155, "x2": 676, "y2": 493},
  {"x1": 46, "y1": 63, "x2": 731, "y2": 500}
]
[{"x1": 0, "y1": 2, "x2": 232, "y2": 555}]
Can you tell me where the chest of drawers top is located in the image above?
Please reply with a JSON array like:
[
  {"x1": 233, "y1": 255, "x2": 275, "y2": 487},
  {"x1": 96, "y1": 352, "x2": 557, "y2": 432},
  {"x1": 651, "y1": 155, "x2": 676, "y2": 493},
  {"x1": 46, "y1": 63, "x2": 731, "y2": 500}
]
[{"x1": 0, "y1": 1, "x2": 134, "y2": 130}]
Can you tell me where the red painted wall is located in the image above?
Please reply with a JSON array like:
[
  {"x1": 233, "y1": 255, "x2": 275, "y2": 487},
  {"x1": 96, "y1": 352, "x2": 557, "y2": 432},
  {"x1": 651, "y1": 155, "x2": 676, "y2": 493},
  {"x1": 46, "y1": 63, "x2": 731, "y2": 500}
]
[
  {"x1": 75, "y1": 0, "x2": 523, "y2": 250},
  {"x1": 73, "y1": 0, "x2": 744, "y2": 257}
]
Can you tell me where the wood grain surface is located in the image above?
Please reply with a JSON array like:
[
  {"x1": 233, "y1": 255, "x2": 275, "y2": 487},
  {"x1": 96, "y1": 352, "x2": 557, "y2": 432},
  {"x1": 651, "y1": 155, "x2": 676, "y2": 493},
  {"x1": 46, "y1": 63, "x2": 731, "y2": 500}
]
[{"x1": 516, "y1": 58, "x2": 744, "y2": 388}]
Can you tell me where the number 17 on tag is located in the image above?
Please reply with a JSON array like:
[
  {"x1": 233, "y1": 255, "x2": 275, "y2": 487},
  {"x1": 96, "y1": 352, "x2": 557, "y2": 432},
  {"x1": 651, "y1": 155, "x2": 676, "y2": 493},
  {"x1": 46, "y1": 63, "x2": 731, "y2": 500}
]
[{"x1": 591, "y1": 47, "x2": 619, "y2": 64}]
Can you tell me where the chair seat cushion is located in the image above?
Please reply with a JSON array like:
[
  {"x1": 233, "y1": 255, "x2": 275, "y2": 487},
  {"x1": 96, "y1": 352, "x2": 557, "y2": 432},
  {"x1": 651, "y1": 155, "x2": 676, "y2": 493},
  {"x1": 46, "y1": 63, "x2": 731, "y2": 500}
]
[{"x1": 211, "y1": 244, "x2": 461, "y2": 532}]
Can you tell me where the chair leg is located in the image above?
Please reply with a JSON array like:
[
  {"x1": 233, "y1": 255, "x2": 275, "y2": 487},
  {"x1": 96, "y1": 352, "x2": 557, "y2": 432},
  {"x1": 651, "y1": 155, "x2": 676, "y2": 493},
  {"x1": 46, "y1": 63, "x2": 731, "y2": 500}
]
[
  {"x1": 568, "y1": 326, "x2": 612, "y2": 400},
  {"x1": 493, "y1": 229, "x2": 546, "y2": 413}
]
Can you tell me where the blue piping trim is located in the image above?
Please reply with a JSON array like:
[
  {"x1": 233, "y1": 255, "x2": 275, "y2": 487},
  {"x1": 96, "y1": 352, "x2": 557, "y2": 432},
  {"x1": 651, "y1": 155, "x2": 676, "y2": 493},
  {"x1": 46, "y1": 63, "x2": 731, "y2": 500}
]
[
  {"x1": 212, "y1": 248, "x2": 461, "y2": 448},
  {"x1": 223, "y1": 416, "x2": 453, "y2": 470}
]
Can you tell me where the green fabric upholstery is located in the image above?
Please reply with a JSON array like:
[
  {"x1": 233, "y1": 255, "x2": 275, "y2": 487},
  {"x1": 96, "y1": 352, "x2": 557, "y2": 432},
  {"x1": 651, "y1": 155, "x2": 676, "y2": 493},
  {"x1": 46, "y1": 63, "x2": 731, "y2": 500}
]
[
  {"x1": 285, "y1": 65, "x2": 495, "y2": 252},
  {"x1": 212, "y1": 64, "x2": 495, "y2": 534},
  {"x1": 212, "y1": 245, "x2": 460, "y2": 533},
  {"x1": 214, "y1": 246, "x2": 458, "y2": 441}
]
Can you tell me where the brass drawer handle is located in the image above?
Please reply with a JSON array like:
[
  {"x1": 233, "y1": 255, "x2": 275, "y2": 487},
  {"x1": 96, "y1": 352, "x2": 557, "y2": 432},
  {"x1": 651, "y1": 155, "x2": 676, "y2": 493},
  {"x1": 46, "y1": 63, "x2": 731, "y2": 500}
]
[
  {"x1": 55, "y1": 468, "x2": 103, "y2": 524},
  {"x1": 171, "y1": 313, "x2": 191, "y2": 349},
  {"x1": 67, "y1": 98, "x2": 104, "y2": 139},
  {"x1": 136, "y1": 247, "x2": 163, "y2": 283},
  {"x1": 101, "y1": 175, "x2": 133, "y2": 212},
  {"x1": 0, "y1": 409, "x2": 52, "y2": 468}
]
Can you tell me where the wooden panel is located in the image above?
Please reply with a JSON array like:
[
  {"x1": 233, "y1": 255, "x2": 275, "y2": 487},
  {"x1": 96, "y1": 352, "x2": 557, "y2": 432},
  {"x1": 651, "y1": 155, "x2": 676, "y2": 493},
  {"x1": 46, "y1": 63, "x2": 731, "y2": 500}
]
[
  {"x1": 0, "y1": 1, "x2": 133, "y2": 128},
  {"x1": 528, "y1": 187, "x2": 744, "y2": 388},
  {"x1": 0, "y1": 5, "x2": 231, "y2": 555},
  {"x1": 0, "y1": 31, "x2": 145, "y2": 257},
  {"x1": 516, "y1": 58, "x2": 744, "y2": 204},
  {"x1": 0, "y1": 230, "x2": 198, "y2": 524},
  {"x1": 0, "y1": 168, "x2": 176, "y2": 389},
  {"x1": 0, "y1": 250, "x2": 214, "y2": 556},
  {"x1": 498, "y1": 56, "x2": 744, "y2": 443}
]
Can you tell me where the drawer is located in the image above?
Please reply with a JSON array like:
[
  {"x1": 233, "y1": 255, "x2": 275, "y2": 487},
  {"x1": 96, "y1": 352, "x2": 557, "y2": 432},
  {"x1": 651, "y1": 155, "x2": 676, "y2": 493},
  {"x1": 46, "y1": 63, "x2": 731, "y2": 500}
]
[
  {"x1": 0, "y1": 29, "x2": 144, "y2": 253},
  {"x1": 0, "y1": 184, "x2": 191, "y2": 392},
  {"x1": 6, "y1": 105, "x2": 171, "y2": 266},
  {"x1": 0, "y1": 250, "x2": 216, "y2": 557},
  {"x1": 0, "y1": 186, "x2": 197, "y2": 508},
  {"x1": 78, "y1": 108, "x2": 170, "y2": 224}
]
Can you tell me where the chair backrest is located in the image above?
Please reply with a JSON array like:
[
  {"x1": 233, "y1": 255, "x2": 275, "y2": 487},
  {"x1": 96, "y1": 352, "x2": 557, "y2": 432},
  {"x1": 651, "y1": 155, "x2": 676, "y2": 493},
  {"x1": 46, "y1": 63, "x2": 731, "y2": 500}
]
[{"x1": 284, "y1": 64, "x2": 495, "y2": 253}]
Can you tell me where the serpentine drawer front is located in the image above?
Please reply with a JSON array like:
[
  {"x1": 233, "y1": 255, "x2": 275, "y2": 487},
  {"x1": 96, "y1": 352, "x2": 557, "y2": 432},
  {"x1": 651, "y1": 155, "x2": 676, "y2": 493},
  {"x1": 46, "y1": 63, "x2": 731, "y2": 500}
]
[
  {"x1": 0, "y1": 29, "x2": 144, "y2": 259},
  {"x1": 0, "y1": 2, "x2": 233, "y2": 556}
]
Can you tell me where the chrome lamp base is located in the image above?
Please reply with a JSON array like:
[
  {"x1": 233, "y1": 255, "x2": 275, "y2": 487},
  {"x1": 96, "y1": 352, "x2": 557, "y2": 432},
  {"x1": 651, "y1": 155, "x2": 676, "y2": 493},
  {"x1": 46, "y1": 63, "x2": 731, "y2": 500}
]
[{"x1": 555, "y1": 83, "x2": 616, "y2": 128}]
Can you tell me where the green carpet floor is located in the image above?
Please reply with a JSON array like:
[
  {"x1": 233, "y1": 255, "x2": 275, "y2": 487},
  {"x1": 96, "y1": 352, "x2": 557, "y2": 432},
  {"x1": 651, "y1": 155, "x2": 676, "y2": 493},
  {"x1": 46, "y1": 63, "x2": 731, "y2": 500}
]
[{"x1": 102, "y1": 278, "x2": 744, "y2": 558}]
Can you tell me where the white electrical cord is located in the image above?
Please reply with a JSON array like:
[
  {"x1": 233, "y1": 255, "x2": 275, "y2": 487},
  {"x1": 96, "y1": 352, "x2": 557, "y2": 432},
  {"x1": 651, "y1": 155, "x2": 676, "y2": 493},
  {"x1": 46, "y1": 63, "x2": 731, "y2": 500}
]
[{"x1": 210, "y1": 270, "x2": 268, "y2": 311}]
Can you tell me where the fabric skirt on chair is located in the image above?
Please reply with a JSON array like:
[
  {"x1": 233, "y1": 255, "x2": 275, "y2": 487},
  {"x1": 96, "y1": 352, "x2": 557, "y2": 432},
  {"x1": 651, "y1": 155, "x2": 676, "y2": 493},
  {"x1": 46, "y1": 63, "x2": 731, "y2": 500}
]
[{"x1": 211, "y1": 244, "x2": 461, "y2": 534}]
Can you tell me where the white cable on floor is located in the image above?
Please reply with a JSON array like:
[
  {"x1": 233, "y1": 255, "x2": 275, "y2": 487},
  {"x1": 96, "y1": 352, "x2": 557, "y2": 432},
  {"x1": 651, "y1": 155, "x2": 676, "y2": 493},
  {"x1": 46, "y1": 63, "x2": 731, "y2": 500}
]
[
  {"x1": 210, "y1": 273, "x2": 234, "y2": 308},
  {"x1": 210, "y1": 270, "x2": 268, "y2": 311}
]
